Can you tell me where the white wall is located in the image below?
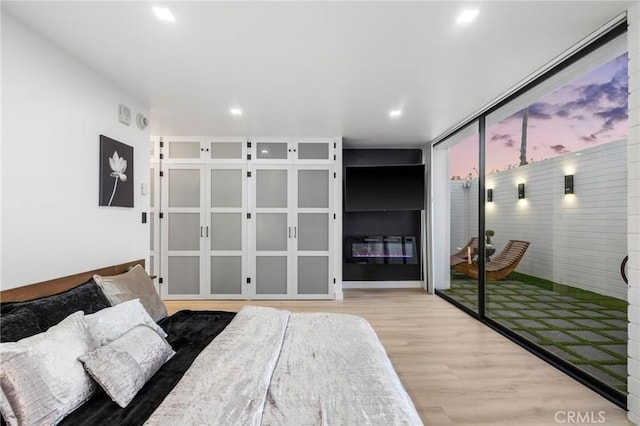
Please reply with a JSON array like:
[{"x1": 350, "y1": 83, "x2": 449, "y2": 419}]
[
  {"x1": 1, "y1": 12, "x2": 150, "y2": 289},
  {"x1": 627, "y1": 4, "x2": 640, "y2": 425},
  {"x1": 450, "y1": 140, "x2": 628, "y2": 300}
]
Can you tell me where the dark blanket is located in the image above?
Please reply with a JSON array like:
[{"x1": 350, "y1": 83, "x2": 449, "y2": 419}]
[{"x1": 58, "y1": 310, "x2": 236, "y2": 426}]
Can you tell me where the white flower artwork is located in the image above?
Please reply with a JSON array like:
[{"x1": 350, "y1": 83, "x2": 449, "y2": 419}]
[
  {"x1": 108, "y1": 151, "x2": 127, "y2": 206},
  {"x1": 99, "y1": 135, "x2": 134, "y2": 207}
]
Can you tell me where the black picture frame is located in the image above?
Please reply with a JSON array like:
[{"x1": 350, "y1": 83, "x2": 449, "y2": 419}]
[{"x1": 99, "y1": 135, "x2": 134, "y2": 207}]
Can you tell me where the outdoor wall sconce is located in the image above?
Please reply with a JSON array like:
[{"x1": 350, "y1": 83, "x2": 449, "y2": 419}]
[
  {"x1": 564, "y1": 175, "x2": 574, "y2": 194},
  {"x1": 487, "y1": 188, "x2": 493, "y2": 202},
  {"x1": 518, "y1": 183, "x2": 525, "y2": 199}
]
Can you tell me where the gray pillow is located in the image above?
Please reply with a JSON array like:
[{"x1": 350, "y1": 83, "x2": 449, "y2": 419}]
[
  {"x1": 79, "y1": 325, "x2": 175, "y2": 408},
  {"x1": 0, "y1": 312, "x2": 97, "y2": 426},
  {"x1": 84, "y1": 298, "x2": 167, "y2": 346},
  {"x1": 94, "y1": 264, "x2": 167, "y2": 322}
]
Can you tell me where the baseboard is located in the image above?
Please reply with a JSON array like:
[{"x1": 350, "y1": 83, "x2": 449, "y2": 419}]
[{"x1": 342, "y1": 281, "x2": 423, "y2": 289}]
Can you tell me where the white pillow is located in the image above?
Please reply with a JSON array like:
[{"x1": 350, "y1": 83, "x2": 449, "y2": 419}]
[
  {"x1": 79, "y1": 325, "x2": 175, "y2": 408},
  {"x1": 0, "y1": 312, "x2": 97, "y2": 426},
  {"x1": 84, "y1": 298, "x2": 167, "y2": 347}
]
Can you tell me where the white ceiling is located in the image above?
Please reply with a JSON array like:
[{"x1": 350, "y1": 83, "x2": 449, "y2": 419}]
[{"x1": 2, "y1": 1, "x2": 634, "y2": 146}]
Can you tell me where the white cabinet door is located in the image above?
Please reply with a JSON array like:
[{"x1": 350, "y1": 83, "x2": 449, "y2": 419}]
[
  {"x1": 149, "y1": 160, "x2": 160, "y2": 285},
  {"x1": 250, "y1": 137, "x2": 293, "y2": 164},
  {"x1": 163, "y1": 137, "x2": 248, "y2": 164},
  {"x1": 161, "y1": 164, "x2": 206, "y2": 298},
  {"x1": 248, "y1": 164, "x2": 333, "y2": 299},
  {"x1": 207, "y1": 137, "x2": 248, "y2": 164},
  {"x1": 294, "y1": 137, "x2": 335, "y2": 164},
  {"x1": 250, "y1": 137, "x2": 335, "y2": 165},
  {"x1": 161, "y1": 163, "x2": 249, "y2": 299},
  {"x1": 248, "y1": 165, "x2": 293, "y2": 298},
  {"x1": 164, "y1": 137, "x2": 206, "y2": 164},
  {"x1": 206, "y1": 165, "x2": 248, "y2": 298},
  {"x1": 293, "y1": 165, "x2": 334, "y2": 298}
]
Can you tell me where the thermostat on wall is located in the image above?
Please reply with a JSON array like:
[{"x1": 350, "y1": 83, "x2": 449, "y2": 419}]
[{"x1": 118, "y1": 103, "x2": 131, "y2": 126}]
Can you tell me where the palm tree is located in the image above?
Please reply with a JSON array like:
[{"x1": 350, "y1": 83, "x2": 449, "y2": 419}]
[{"x1": 519, "y1": 107, "x2": 529, "y2": 166}]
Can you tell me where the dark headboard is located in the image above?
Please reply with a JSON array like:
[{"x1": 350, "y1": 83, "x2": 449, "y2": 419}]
[{"x1": 0, "y1": 259, "x2": 145, "y2": 303}]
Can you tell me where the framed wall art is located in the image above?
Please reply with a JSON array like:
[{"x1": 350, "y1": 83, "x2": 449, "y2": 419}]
[{"x1": 99, "y1": 135, "x2": 134, "y2": 207}]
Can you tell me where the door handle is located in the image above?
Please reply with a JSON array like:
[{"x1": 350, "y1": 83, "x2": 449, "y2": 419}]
[
  {"x1": 288, "y1": 227, "x2": 291, "y2": 238},
  {"x1": 206, "y1": 226, "x2": 209, "y2": 238},
  {"x1": 294, "y1": 226, "x2": 297, "y2": 238},
  {"x1": 200, "y1": 226, "x2": 203, "y2": 237}
]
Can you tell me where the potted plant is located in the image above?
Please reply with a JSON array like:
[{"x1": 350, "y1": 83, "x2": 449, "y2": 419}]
[{"x1": 485, "y1": 229, "x2": 495, "y2": 247}]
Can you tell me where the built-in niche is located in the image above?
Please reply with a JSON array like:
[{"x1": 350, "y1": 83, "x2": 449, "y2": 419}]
[{"x1": 342, "y1": 149, "x2": 424, "y2": 281}]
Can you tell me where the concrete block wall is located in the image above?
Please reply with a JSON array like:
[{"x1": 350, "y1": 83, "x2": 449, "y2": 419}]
[{"x1": 451, "y1": 140, "x2": 628, "y2": 300}]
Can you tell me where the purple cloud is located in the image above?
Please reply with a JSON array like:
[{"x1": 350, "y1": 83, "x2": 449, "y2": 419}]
[
  {"x1": 527, "y1": 103, "x2": 553, "y2": 120},
  {"x1": 549, "y1": 144, "x2": 570, "y2": 154},
  {"x1": 581, "y1": 135, "x2": 598, "y2": 143},
  {"x1": 490, "y1": 133, "x2": 516, "y2": 148},
  {"x1": 594, "y1": 106, "x2": 627, "y2": 132}
]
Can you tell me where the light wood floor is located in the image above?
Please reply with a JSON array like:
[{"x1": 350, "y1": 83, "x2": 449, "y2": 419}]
[{"x1": 164, "y1": 289, "x2": 630, "y2": 426}]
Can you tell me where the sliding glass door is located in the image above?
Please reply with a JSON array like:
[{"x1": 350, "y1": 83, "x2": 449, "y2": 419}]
[
  {"x1": 484, "y1": 49, "x2": 629, "y2": 394},
  {"x1": 441, "y1": 123, "x2": 480, "y2": 314},
  {"x1": 433, "y1": 30, "x2": 629, "y2": 404}
]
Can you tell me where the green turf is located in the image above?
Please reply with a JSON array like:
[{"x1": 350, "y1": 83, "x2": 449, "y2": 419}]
[
  {"x1": 507, "y1": 272, "x2": 627, "y2": 312},
  {"x1": 443, "y1": 273, "x2": 628, "y2": 393}
]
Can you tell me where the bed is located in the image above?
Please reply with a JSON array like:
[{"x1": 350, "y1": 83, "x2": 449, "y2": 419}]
[{"x1": 0, "y1": 260, "x2": 422, "y2": 426}]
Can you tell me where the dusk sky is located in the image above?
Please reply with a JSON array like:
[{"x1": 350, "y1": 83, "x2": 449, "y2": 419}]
[{"x1": 450, "y1": 53, "x2": 628, "y2": 178}]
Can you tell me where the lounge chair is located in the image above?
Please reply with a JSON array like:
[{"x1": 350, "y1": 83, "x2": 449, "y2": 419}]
[
  {"x1": 452, "y1": 240, "x2": 530, "y2": 281},
  {"x1": 450, "y1": 237, "x2": 479, "y2": 267}
]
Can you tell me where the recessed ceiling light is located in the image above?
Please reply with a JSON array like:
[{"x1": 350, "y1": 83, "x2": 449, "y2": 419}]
[
  {"x1": 389, "y1": 110, "x2": 402, "y2": 118},
  {"x1": 230, "y1": 108, "x2": 243, "y2": 116},
  {"x1": 456, "y1": 9, "x2": 479, "y2": 24},
  {"x1": 153, "y1": 7, "x2": 176, "y2": 22}
]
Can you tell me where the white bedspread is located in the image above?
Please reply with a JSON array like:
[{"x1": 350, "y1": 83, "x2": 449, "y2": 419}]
[{"x1": 145, "y1": 306, "x2": 422, "y2": 426}]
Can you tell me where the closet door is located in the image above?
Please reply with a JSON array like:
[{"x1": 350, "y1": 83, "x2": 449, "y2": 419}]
[
  {"x1": 249, "y1": 165, "x2": 292, "y2": 298},
  {"x1": 250, "y1": 137, "x2": 292, "y2": 164},
  {"x1": 208, "y1": 137, "x2": 247, "y2": 164},
  {"x1": 161, "y1": 164, "x2": 206, "y2": 299},
  {"x1": 293, "y1": 137, "x2": 335, "y2": 165},
  {"x1": 207, "y1": 165, "x2": 248, "y2": 298},
  {"x1": 293, "y1": 166, "x2": 333, "y2": 298},
  {"x1": 149, "y1": 138, "x2": 160, "y2": 283}
]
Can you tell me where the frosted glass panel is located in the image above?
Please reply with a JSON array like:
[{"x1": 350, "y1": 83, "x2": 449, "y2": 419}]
[
  {"x1": 169, "y1": 169, "x2": 200, "y2": 208},
  {"x1": 298, "y1": 256, "x2": 329, "y2": 294},
  {"x1": 256, "y1": 256, "x2": 287, "y2": 294},
  {"x1": 256, "y1": 213, "x2": 287, "y2": 251},
  {"x1": 168, "y1": 141, "x2": 201, "y2": 159},
  {"x1": 150, "y1": 168, "x2": 155, "y2": 206},
  {"x1": 256, "y1": 170, "x2": 287, "y2": 208},
  {"x1": 211, "y1": 213, "x2": 242, "y2": 250},
  {"x1": 297, "y1": 213, "x2": 328, "y2": 251},
  {"x1": 257, "y1": 142, "x2": 288, "y2": 160},
  {"x1": 168, "y1": 256, "x2": 199, "y2": 294},
  {"x1": 298, "y1": 170, "x2": 329, "y2": 208},
  {"x1": 298, "y1": 143, "x2": 329, "y2": 160},
  {"x1": 211, "y1": 170, "x2": 242, "y2": 207},
  {"x1": 150, "y1": 212, "x2": 155, "y2": 250},
  {"x1": 211, "y1": 142, "x2": 242, "y2": 159},
  {"x1": 168, "y1": 213, "x2": 200, "y2": 250},
  {"x1": 211, "y1": 256, "x2": 242, "y2": 294}
]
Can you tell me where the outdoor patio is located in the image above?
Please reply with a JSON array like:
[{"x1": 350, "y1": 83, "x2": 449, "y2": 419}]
[{"x1": 443, "y1": 273, "x2": 628, "y2": 393}]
